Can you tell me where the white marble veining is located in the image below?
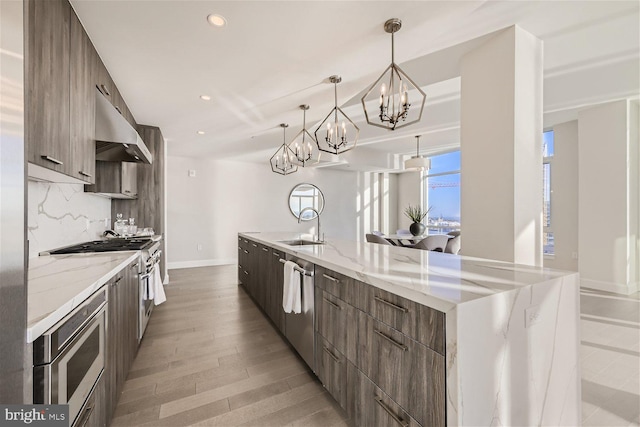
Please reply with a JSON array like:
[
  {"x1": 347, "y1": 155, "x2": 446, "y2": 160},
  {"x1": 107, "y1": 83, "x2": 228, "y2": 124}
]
[
  {"x1": 28, "y1": 180, "x2": 111, "y2": 258},
  {"x1": 241, "y1": 232, "x2": 581, "y2": 426},
  {"x1": 27, "y1": 251, "x2": 139, "y2": 343}
]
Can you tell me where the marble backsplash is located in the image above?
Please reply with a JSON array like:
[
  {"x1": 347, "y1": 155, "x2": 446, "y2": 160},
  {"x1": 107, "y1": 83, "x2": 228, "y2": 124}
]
[{"x1": 28, "y1": 180, "x2": 111, "y2": 258}]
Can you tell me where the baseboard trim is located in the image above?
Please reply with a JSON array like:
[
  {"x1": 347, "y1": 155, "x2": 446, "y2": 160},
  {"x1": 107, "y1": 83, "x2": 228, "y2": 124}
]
[
  {"x1": 168, "y1": 258, "x2": 236, "y2": 270},
  {"x1": 581, "y1": 278, "x2": 639, "y2": 295}
]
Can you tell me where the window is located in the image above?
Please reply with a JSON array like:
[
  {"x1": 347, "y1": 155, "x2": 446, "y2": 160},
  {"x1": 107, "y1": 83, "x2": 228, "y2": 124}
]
[
  {"x1": 422, "y1": 150, "x2": 460, "y2": 234},
  {"x1": 543, "y1": 130, "x2": 554, "y2": 256}
]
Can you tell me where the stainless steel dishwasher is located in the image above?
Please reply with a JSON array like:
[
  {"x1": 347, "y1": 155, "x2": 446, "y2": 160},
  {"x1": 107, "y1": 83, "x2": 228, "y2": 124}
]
[{"x1": 281, "y1": 254, "x2": 315, "y2": 372}]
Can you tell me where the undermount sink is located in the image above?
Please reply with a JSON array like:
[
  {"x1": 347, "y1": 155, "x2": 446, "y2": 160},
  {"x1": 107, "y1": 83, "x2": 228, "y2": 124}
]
[{"x1": 278, "y1": 239, "x2": 324, "y2": 246}]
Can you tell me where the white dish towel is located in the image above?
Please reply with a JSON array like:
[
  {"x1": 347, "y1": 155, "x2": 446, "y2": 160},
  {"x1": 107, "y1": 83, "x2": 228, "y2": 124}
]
[
  {"x1": 282, "y1": 261, "x2": 301, "y2": 314},
  {"x1": 153, "y1": 267, "x2": 166, "y2": 306}
]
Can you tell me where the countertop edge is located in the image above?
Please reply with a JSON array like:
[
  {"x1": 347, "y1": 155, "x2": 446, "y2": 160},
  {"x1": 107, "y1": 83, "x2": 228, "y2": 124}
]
[{"x1": 27, "y1": 252, "x2": 139, "y2": 343}]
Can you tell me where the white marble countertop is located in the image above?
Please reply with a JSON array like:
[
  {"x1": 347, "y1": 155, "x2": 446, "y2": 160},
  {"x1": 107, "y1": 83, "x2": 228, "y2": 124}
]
[
  {"x1": 27, "y1": 251, "x2": 139, "y2": 343},
  {"x1": 239, "y1": 231, "x2": 576, "y2": 313}
]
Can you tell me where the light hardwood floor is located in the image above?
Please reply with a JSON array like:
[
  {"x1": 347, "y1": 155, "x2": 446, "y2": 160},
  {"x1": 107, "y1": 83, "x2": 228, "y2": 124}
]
[{"x1": 110, "y1": 265, "x2": 350, "y2": 427}]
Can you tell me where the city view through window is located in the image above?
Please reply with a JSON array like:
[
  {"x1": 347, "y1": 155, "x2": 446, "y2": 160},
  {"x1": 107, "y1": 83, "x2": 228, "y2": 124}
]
[{"x1": 423, "y1": 130, "x2": 554, "y2": 256}]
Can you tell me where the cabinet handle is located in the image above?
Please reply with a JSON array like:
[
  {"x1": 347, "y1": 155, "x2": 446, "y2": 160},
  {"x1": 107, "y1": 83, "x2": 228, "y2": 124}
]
[
  {"x1": 323, "y1": 346, "x2": 341, "y2": 363},
  {"x1": 41, "y1": 155, "x2": 63, "y2": 165},
  {"x1": 243, "y1": 271, "x2": 249, "y2": 275},
  {"x1": 99, "y1": 83, "x2": 111, "y2": 96},
  {"x1": 77, "y1": 404, "x2": 95, "y2": 427},
  {"x1": 374, "y1": 296, "x2": 409, "y2": 313},
  {"x1": 238, "y1": 265, "x2": 242, "y2": 269},
  {"x1": 243, "y1": 239, "x2": 248, "y2": 243},
  {"x1": 323, "y1": 296, "x2": 341, "y2": 310},
  {"x1": 251, "y1": 243, "x2": 257, "y2": 247},
  {"x1": 272, "y1": 252, "x2": 280, "y2": 257},
  {"x1": 115, "y1": 105, "x2": 122, "y2": 115},
  {"x1": 131, "y1": 263, "x2": 139, "y2": 269},
  {"x1": 322, "y1": 273, "x2": 340, "y2": 284},
  {"x1": 115, "y1": 277, "x2": 122, "y2": 284},
  {"x1": 124, "y1": 190, "x2": 131, "y2": 193},
  {"x1": 238, "y1": 246, "x2": 242, "y2": 250},
  {"x1": 374, "y1": 329, "x2": 408, "y2": 352},
  {"x1": 374, "y1": 396, "x2": 409, "y2": 427},
  {"x1": 79, "y1": 170, "x2": 93, "y2": 178},
  {"x1": 243, "y1": 250, "x2": 249, "y2": 254},
  {"x1": 262, "y1": 247, "x2": 269, "y2": 252}
]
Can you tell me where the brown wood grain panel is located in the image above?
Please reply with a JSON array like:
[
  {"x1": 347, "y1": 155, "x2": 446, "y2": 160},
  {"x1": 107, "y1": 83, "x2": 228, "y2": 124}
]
[
  {"x1": 315, "y1": 335, "x2": 347, "y2": 411},
  {"x1": 26, "y1": 0, "x2": 71, "y2": 174},
  {"x1": 69, "y1": 9, "x2": 96, "y2": 183},
  {"x1": 316, "y1": 290, "x2": 347, "y2": 354}
]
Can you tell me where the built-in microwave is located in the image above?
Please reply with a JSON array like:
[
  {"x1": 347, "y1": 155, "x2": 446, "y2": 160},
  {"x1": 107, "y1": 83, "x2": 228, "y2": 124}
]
[{"x1": 33, "y1": 289, "x2": 106, "y2": 426}]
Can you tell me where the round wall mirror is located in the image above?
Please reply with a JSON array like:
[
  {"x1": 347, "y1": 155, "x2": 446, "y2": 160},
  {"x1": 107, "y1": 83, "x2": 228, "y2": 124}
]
[{"x1": 289, "y1": 183, "x2": 325, "y2": 221}]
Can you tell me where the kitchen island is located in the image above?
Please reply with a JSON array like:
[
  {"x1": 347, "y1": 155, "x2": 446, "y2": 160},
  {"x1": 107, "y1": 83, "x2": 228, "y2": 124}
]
[{"x1": 239, "y1": 232, "x2": 581, "y2": 427}]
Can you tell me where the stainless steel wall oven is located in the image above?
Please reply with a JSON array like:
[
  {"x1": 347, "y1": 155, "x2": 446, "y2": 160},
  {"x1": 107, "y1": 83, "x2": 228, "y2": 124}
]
[{"x1": 33, "y1": 289, "x2": 106, "y2": 426}]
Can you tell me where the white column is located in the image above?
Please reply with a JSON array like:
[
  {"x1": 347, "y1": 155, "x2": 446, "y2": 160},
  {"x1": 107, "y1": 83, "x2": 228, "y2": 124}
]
[
  {"x1": 578, "y1": 100, "x2": 639, "y2": 294},
  {"x1": 460, "y1": 25, "x2": 543, "y2": 265},
  {"x1": 545, "y1": 121, "x2": 579, "y2": 271}
]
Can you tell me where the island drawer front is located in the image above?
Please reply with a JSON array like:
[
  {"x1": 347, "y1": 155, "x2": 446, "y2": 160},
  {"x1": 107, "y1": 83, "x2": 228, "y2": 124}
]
[
  {"x1": 347, "y1": 362, "x2": 421, "y2": 427},
  {"x1": 360, "y1": 285, "x2": 445, "y2": 355},
  {"x1": 315, "y1": 288, "x2": 348, "y2": 354},
  {"x1": 316, "y1": 334, "x2": 347, "y2": 411},
  {"x1": 348, "y1": 309, "x2": 445, "y2": 427},
  {"x1": 314, "y1": 265, "x2": 359, "y2": 305}
]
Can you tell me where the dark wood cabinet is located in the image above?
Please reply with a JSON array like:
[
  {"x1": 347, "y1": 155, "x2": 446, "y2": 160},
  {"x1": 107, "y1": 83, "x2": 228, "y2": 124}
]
[
  {"x1": 347, "y1": 362, "x2": 421, "y2": 427},
  {"x1": 315, "y1": 288, "x2": 348, "y2": 354},
  {"x1": 26, "y1": 0, "x2": 71, "y2": 174},
  {"x1": 237, "y1": 236, "x2": 447, "y2": 426},
  {"x1": 26, "y1": 0, "x2": 139, "y2": 183},
  {"x1": 69, "y1": 10, "x2": 97, "y2": 184},
  {"x1": 105, "y1": 258, "x2": 139, "y2": 423},
  {"x1": 267, "y1": 247, "x2": 285, "y2": 331},
  {"x1": 86, "y1": 161, "x2": 137, "y2": 198},
  {"x1": 316, "y1": 334, "x2": 347, "y2": 411},
  {"x1": 74, "y1": 372, "x2": 106, "y2": 427}
]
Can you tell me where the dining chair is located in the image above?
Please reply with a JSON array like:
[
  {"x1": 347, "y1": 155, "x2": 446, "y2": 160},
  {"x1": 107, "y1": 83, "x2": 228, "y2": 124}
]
[
  {"x1": 445, "y1": 235, "x2": 461, "y2": 254},
  {"x1": 412, "y1": 235, "x2": 450, "y2": 252},
  {"x1": 366, "y1": 233, "x2": 393, "y2": 245}
]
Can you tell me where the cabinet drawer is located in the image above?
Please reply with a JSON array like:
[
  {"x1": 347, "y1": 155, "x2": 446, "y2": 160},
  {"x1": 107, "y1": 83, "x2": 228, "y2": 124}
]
[
  {"x1": 315, "y1": 265, "x2": 359, "y2": 305},
  {"x1": 361, "y1": 285, "x2": 445, "y2": 355},
  {"x1": 350, "y1": 311, "x2": 445, "y2": 427},
  {"x1": 315, "y1": 289, "x2": 347, "y2": 354},
  {"x1": 316, "y1": 335, "x2": 347, "y2": 411},
  {"x1": 347, "y1": 362, "x2": 420, "y2": 427}
]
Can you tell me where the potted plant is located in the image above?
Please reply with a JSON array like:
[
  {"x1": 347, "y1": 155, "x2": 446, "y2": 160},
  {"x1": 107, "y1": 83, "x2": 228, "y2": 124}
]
[{"x1": 404, "y1": 205, "x2": 432, "y2": 236}]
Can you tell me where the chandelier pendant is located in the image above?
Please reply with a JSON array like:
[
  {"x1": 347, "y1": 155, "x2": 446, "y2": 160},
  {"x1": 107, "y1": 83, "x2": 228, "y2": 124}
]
[
  {"x1": 288, "y1": 105, "x2": 316, "y2": 167},
  {"x1": 270, "y1": 123, "x2": 298, "y2": 175},
  {"x1": 361, "y1": 18, "x2": 426, "y2": 131},
  {"x1": 314, "y1": 76, "x2": 359, "y2": 155}
]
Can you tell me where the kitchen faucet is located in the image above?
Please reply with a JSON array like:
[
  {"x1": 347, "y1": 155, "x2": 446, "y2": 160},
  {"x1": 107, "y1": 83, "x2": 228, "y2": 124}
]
[{"x1": 298, "y1": 207, "x2": 323, "y2": 242}]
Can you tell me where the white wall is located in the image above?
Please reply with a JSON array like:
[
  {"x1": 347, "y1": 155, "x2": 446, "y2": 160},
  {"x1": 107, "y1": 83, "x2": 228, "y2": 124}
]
[
  {"x1": 545, "y1": 121, "x2": 579, "y2": 271},
  {"x1": 396, "y1": 171, "x2": 422, "y2": 232},
  {"x1": 27, "y1": 181, "x2": 111, "y2": 257},
  {"x1": 578, "y1": 100, "x2": 639, "y2": 294},
  {"x1": 166, "y1": 157, "x2": 370, "y2": 268}
]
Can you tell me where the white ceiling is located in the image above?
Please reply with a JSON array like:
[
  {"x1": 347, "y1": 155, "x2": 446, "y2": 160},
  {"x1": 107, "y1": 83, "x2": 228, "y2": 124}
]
[{"x1": 71, "y1": 0, "x2": 639, "y2": 168}]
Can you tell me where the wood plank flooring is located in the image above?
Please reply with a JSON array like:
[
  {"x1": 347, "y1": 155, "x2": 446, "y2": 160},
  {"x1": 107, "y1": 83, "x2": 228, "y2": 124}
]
[{"x1": 110, "y1": 265, "x2": 350, "y2": 427}]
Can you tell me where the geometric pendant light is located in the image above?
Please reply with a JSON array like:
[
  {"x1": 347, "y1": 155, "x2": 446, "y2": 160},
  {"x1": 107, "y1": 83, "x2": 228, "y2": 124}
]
[
  {"x1": 361, "y1": 18, "x2": 426, "y2": 131},
  {"x1": 269, "y1": 123, "x2": 298, "y2": 175},
  {"x1": 314, "y1": 75, "x2": 359, "y2": 155},
  {"x1": 404, "y1": 135, "x2": 431, "y2": 171},
  {"x1": 288, "y1": 105, "x2": 316, "y2": 167}
]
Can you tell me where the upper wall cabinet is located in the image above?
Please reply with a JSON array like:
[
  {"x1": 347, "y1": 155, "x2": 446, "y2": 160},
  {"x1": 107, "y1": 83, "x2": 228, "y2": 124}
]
[
  {"x1": 69, "y1": 10, "x2": 97, "y2": 183},
  {"x1": 26, "y1": 0, "x2": 71, "y2": 175},
  {"x1": 26, "y1": 0, "x2": 137, "y2": 184}
]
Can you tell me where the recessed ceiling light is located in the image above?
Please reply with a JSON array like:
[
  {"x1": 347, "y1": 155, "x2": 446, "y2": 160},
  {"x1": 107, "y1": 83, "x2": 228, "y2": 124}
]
[
  {"x1": 207, "y1": 14, "x2": 226, "y2": 27},
  {"x1": 197, "y1": 131, "x2": 205, "y2": 135},
  {"x1": 200, "y1": 95, "x2": 211, "y2": 101}
]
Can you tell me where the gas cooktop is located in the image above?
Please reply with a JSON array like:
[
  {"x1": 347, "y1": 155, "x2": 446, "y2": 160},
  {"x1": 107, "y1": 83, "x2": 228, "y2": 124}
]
[{"x1": 46, "y1": 238, "x2": 154, "y2": 255}]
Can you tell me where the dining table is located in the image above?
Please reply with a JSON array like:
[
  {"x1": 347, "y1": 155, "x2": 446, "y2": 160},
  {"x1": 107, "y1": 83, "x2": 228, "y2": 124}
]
[{"x1": 383, "y1": 233, "x2": 454, "y2": 247}]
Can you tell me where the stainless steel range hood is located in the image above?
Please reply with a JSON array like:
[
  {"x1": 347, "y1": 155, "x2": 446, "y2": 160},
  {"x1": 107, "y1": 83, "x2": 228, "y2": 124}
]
[{"x1": 95, "y1": 90, "x2": 152, "y2": 164}]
